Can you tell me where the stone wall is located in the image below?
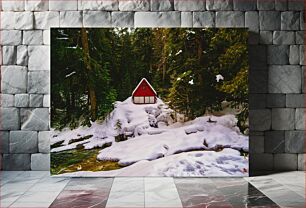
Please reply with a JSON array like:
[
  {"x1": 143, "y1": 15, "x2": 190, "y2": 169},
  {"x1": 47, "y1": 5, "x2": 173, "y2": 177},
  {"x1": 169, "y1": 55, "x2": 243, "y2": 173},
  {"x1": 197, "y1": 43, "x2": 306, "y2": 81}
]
[{"x1": 0, "y1": 0, "x2": 304, "y2": 173}]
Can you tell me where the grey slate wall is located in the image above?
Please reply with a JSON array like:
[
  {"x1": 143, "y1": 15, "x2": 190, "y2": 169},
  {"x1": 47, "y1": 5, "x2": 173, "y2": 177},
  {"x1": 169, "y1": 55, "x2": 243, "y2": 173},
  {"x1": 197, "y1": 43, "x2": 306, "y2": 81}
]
[{"x1": 0, "y1": 0, "x2": 304, "y2": 173}]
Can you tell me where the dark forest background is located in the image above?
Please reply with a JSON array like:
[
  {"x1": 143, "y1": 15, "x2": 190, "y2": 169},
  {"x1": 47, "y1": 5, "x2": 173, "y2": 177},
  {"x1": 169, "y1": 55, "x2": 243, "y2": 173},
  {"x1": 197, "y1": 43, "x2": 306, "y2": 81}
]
[{"x1": 51, "y1": 28, "x2": 248, "y2": 130}]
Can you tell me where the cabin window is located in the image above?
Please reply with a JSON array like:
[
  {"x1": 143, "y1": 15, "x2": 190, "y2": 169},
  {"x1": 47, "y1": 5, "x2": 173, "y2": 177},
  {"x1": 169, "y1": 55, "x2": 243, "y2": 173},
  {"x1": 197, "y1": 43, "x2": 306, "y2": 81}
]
[
  {"x1": 145, "y1": 96, "x2": 150, "y2": 103},
  {"x1": 149, "y1": 96, "x2": 155, "y2": 103},
  {"x1": 134, "y1": 96, "x2": 144, "y2": 104}
]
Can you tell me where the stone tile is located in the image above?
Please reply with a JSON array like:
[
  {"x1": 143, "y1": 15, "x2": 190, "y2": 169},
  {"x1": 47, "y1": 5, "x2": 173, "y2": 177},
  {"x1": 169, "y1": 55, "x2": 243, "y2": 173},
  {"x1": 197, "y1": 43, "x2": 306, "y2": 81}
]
[
  {"x1": 111, "y1": 178, "x2": 144, "y2": 192},
  {"x1": 181, "y1": 12, "x2": 192, "y2": 27},
  {"x1": 0, "y1": 108, "x2": 20, "y2": 130},
  {"x1": 0, "y1": 94, "x2": 15, "y2": 107},
  {"x1": 174, "y1": 0, "x2": 205, "y2": 11},
  {"x1": 28, "y1": 71, "x2": 50, "y2": 94},
  {"x1": 274, "y1": 154, "x2": 297, "y2": 170},
  {"x1": 264, "y1": 131, "x2": 285, "y2": 153},
  {"x1": 60, "y1": 11, "x2": 83, "y2": 27},
  {"x1": 1, "y1": 66, "x2": 27, "y2": 94},
  {"x1": 15, "y1": 94, "x2": 29, "y2": 107},
  {"x1": 0, "y1": 131, "x2": 9, "y2": 154},
  {"x1": 23, "y1": 30, "x2": 43, "y2": 45},
  {"x1": 286, "y1": 94, "x2": 304, "y2": 108},
  {"x1": 28, "y1": 177, "x2": 69, "y2": 192},
  {"x1": 49, "y1": 0, "x2": 78, "y2": 10},
  {"x1": 268, "y1": 65, "x2": 301, "y2": 94},
  {"x1": 2, "y1": 46, "x2": 17, "y2": 65},
  {"x1": 289, "y1": 45, "x2": 300, "y2": 64},
  {"x1": 260, "y1": 31, "x2": 272, "y2": 44},
  {"x1": 43, "y1": 95, "x2": 50, "y2": 107},
  {"x1": 29, "y1": 94, "x2": 44, "y2": 107},
  {"x1": 267, "y1": 45, "x2": 289, "y2": 64},
  {"x1": 43, "y1": 30, "x2": 50, "y2": 45},
  {"x1": 38, "y1": 131, "x2": 50, "y2": 153},
  {"x1": 1, "y1": 12, "x2": 15, "y2": 29},
  {"x1": 135, "y1": 12, "x2": 180, "y2": 27},
  {"x1": 300, "y1": 45, "x2": 304, "y2": 66},
  {"x1": 206, "y1": 0, "x2": 233, "y2": 10},
  {"x1": 17, "y1": 45, "x2": 28, "y2": 66},
  {"x1": 249, "y1": 153, "x2": 273, "y2": 171},
  {"x1": 245, "y1": 11, "x2": 259, "y2": 32},
  {"x1": 106, "y1": 192, "x2": 144, "y2": 207},
  {"x1": 295, "y1": 108, "x2": 304, "y2": 130},
  {"x1": 281, "y1": 11, "x2": 300, "y2": 30},
  {"x1": 10, "y1": 191, "x2": 60, "y2": 208},
  {"x1": 78, "y1": 0, "x2": 118, "y2": 10},
  {"x1": 233, "y1": 0, "x2": 257, "y2": 10},
  {"x1": 145, "y1": 189, "x2": 182, "y2": 208},
  {"x1": 248, "y1": 45, "x2": 267, "y2": 68},
  {"x1": 83, "y1": 11, "x2": 112, "y2": 27},
  {"x1": 257, "y1": 0, "x2": 274, "y2": 10},
  {"x1": 151, "y1": 0, "x2": 173, "y2": 11},
  {"x1": 266, "y1": 93, "x2": 285, "y2": 108},
  {"x1": 31, "y1": 153, "x2": 50, "y2": 170},
  {"x1": 249, "y1": 136, "x2": 264, "y2": 153},
  {"x1": 275, "y1": 0, "x2": 287, "y2": 11},
  {"x1": 3, "y1": 154, "x2": 31, "y2": 170},
  {"x1": 28, "y1": 46, "x2": 50, "y2": 71},
  {"x1": 34, "y1": 11, "x2": 60, "y2": 29},
  {"x1": 272, "y1": 31, "x2": 295, "y2": 45},
  {"x1": 14, "y1": 12, "x2": 34, "y2": 30},
  {"x1": 249, "y1": 109, "x2": 271, "y2": 131},
  {"x1": 25, "y1": 0, "x2": 49, "y2": 11},
  {"x1": 21, "y1": 108, "x2": 49, "y2": 131},
  {"x1": 272, "y1": 108, "x2": 295, "y2": 130},
  {"x1": 1, "y1": 30, "x2": 22, "y2": 45},
  {"x1": 216, "y1": 11, "x2": 244, "y2": 27},
  {"x1": 249, "y1": 94, "x2": 266, "y2": 109},
  {"x1": 193, "y1": 12, "x2": 215, "y2": 27},
  {"x1": 288, "y1": 0, "x2": 304, "y2": 11},
  {"x1": 10, "y1": 131, "x2": 38, "y2": 153},
  {"x1": 285, "y1": 130, "x2": 304, "y2": 153},
  {"x1": 298, "y1": 154, "x2": 305, "y2": 170},
  {"x1": 2, "y1": 1, "x2": 24, "y2": 11},
  {"x1": 295, "y1": 31, "x2": 304, "y2": 44},
  {"x1": 259, "y1": 11, "x2": 281, "y2": 30},
  {"x1": 119, "y1": 0, "x2": 150, "y2": 11},
  {"x1": 112, "y1": 12, "x2": 134, "y2": 27}
]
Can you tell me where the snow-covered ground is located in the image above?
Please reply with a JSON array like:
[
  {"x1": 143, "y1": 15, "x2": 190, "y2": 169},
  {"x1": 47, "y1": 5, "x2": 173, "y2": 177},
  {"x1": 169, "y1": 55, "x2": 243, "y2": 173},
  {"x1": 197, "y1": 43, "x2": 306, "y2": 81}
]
[{"x1": 51, "y1": 97, "x2": 248, "y2": 177}]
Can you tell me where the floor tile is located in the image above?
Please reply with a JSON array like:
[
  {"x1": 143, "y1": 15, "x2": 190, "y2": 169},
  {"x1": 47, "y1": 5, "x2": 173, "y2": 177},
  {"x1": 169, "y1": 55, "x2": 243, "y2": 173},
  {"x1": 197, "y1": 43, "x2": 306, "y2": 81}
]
[
  {"x1": 111, "y1": 177, "x2": 144, "y2": 192},
  {"x1": 106, "y1": 192, "x2": 144, "y2": 208}
]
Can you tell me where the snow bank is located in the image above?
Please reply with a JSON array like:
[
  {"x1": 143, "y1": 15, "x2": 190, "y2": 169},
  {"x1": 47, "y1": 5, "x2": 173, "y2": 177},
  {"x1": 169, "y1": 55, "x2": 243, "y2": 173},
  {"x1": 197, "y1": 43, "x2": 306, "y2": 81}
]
[{"x1": 58, "y1": 148, "x2": 248, "y2": 177}]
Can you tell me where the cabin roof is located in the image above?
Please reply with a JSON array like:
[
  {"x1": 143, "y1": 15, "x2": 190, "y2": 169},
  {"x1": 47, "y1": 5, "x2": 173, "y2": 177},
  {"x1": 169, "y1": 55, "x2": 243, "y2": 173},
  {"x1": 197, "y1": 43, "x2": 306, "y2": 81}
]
[{"x1": 132, "y1": 78, "x2": 157, "y2": 96}]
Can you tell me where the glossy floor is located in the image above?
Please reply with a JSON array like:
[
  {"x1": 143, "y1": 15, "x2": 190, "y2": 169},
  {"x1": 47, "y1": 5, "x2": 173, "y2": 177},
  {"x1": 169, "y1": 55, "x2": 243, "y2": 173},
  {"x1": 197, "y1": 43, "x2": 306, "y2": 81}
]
[{"x1": 1, "y1": 171, "x2": 305, "y2": 208}]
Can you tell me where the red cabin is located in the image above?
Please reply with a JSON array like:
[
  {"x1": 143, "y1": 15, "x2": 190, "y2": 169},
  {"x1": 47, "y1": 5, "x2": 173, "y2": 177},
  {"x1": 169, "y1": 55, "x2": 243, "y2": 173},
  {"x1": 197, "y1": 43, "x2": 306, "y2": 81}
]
[{"x1": 132, "y1": 78, "x2": 157, "y2": 104}]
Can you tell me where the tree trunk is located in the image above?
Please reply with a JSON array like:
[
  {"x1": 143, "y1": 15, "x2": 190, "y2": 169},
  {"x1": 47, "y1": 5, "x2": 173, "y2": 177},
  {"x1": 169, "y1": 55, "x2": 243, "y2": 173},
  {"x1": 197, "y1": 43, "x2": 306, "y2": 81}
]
[{"x1": 81, "y1": 28, "x2": 97, "y2": 121}]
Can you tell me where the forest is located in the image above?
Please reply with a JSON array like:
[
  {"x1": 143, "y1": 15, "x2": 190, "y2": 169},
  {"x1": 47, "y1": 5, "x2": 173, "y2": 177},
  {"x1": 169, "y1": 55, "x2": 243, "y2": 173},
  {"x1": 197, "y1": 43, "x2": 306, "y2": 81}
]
[{"x1": 51, "y1": 28, "x2": 248, "y2": 130}]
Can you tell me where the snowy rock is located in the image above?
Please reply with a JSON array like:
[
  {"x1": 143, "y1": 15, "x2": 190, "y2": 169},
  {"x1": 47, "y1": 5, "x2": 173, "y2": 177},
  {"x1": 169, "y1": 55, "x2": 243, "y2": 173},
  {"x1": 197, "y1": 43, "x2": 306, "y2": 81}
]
[
  {"x1": 181, "y1": 12, "x2": 192, "y2": 27},
  {"x1": 267, "y1": 45, "x2": 288, "y2": 65},
  {"x1": 1, "y1": 12, "x2": 15, "y2": 29},
  {"x1": 0, "y1": 108, "x2": 20, "y2": 130},
  {"x1": 14, "y1": 12, "x2": 34, "y2": 30},
  {"x1": 83, "y1": 11, "x2": 112, "y2": 27},
  {"x1": 151, "y1": 0, "x2": 173, "y2": 11},
  {"x1": 259, "y1": 11, "x2": 281, "y2": 30},
  {"x1": 0, "y1": 94, "x2": 14, "y2": 107},
  {"x1": 25, "y1": 0, "x2": 48, "y2": 11},
  {"x1": 28, "y1": 71, "x2": 50, "y2": 94},
  {"x1": 289, "y1": 45, "x2": 300, "y2": 65},
  {"x1": 60, "y1": 11, "x2": 83, "y2": 27},
  {"x1": 43, "y1": 30, "x2": 50, "y2": 45},
  {"x1": 29, "y1": 94, "x2": 44, "y2": 107},
  {"x1": 112, "y1": 12, "x2": 134, "y2": 27},
  {"x1": 28, "y1": 46, "x2": 50, "y2": 71},
  {"x1": 15, "y1": 94, "x2": 29, "y2": 107},
  {"x1": 79, "y1": 0, "x2": 119, "y2": 10},
  {"x1": 43, "y1": 95, "x2": 50, "y2": 107},
  {"x1": 21, "y1": 108, "x2": 49, "y2": 131},
  {"x1": 269, "y1": 65, "x2": 301, "y2": 93},
  {"x1": 1, "y1": 66, "x2": 27, "y2": 94},
  {"x1": 23, "y1": 30, "x2": 43, "y2": 45},
  {"x1": 216, "y1": 11, "x2": 244, "y2": 27},
  {"x1": 3, "y1": 154, "x2": 31, "y2": 170},
  {"x1": 34, "y1": 11, "x2": 60, "y2": 29},
  {"x1": 49, "y1": 0, "x2": 78, "y2": 10},
  {"x1": 193, "y1": 12, "x2": 215, "y2": 27},
  {"x1": 17, "y1": 46, "x2": 28, "y2": 66},
  {"x1": 119, "y1": 0, "x2": 150, "y2": 11},
  {"x1": 38, "y1": 131, "x2": 50, "y2": 153},
  {"x1": 2, "y1": 1, "x2": 24, "y2": 11},
  {"x1": 1, "y1": 30, "x2": 22, "y2": 45},
  {"x1": 273, "y1": 31, "x2": 295, "y2": 45},
  {"x1": 31, "y1": 154, "x2": 50, "y2": 170},
  {"x1": 135, "y1": 12, "x2": 180, "y2": 27},
  {"x1": 174, "y1": 0, "x2": 205, "y2": 11},
  {"x1": 10, "y1": 131, "x2": 38, "y2": 153},
  {"x1": 2, "y1": 46, "x2": 17, "y2": 65}
]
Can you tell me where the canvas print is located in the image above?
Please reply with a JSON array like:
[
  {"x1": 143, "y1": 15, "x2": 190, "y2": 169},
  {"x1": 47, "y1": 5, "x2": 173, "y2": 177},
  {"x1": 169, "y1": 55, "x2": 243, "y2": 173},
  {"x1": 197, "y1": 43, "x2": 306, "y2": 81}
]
[{"x1": 51, "y1": 28, "x2": 249, "y2": 177}]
